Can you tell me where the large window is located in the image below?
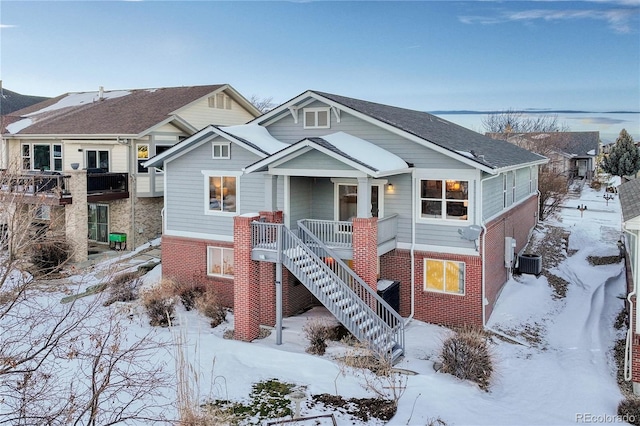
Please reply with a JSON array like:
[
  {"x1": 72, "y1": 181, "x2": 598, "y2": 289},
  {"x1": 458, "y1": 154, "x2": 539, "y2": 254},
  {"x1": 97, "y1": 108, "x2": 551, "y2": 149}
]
[
  {"x1": 21, "y1": 143, "x2": 63, "y2": 171},
  {"x1": 420, "y1": 179, "x2": 468, "y2": 220},
  {"x1": 424, "y1": 259, "x2": 465, "y2": 295},
  {"x1": 88, "y1": 204, "x2": 109, "y2": 243},
  {"x1": 207, "y1": 246, "x2": 234, "y2": 277},
  {"x1": 205, "y1": 172, "x2": 238, "y2": 214},
  {"x1": 303, "y1": 107, "x2": 330, "y2": 129},
  {"x1": 86, "y1": 150, "x2": 109, "y2": 171}
]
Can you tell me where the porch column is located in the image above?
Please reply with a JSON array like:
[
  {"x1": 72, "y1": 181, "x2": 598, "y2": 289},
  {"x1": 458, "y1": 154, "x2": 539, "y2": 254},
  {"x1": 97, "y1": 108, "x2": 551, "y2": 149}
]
[
  {"x1": 356, "y1": 176, "x2": 372, "y2": 218},
  {"x1": 233, "y1": 214, "x2": 261, "y2": 341},
  {"x1": 65, "y1": 169, "x2": 88, "y2": 263},
  {"x1": 258, "y1": 210, "x2": 283, "y2": 327},
  {"x1": 264, "y1": 175, "x2": 278, "y2": 212},
  {"x1": 352, "y1": 216, "x2": 378, "y2": 291}
]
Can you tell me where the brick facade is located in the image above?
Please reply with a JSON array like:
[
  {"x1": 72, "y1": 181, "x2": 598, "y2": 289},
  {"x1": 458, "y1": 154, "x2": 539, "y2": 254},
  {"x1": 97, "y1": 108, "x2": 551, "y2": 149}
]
[{"x1": 353, "y1": 217, "x2": 379, "y2": 291}]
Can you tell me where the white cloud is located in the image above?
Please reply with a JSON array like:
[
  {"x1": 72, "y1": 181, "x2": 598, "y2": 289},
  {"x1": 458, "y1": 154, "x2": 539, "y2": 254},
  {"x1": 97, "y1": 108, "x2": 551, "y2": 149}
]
[
  {"x1": 0, "y1": 24, "x2": 17, "y2": 29},
  {"x1": 460, "y1": 3, "x2": 639, "y2": 34}
]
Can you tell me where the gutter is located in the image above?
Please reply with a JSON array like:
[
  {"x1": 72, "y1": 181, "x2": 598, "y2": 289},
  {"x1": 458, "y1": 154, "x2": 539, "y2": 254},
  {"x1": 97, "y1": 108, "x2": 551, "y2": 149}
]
[{"x1": 405, "y1": 170, "x2": 416, "y2": 324}]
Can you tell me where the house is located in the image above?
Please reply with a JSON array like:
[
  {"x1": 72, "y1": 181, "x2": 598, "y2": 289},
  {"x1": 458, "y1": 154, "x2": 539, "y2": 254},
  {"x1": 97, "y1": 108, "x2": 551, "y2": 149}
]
[
  {"x1": 145, "y1": 90, "x2": 548, "y2": 360},
  {"x1": 487, "y1": 131, "x2": 600, "y2": 180},
  {"x1": 1, "y1": 84, "x2": 260, "y2": 262},
  {"x1": 620, "y1": 178, "x2": 640, "y2": 394}
]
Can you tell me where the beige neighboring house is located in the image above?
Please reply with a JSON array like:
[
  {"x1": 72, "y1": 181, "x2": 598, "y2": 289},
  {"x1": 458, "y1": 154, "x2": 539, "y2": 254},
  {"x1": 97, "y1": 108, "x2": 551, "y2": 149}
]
[
  {"x1": 1, "y1": 84, "x2": 260, "y2": 261},
  {"x1": 487, "y1": 131, "x2": 600, "y2": 180}
]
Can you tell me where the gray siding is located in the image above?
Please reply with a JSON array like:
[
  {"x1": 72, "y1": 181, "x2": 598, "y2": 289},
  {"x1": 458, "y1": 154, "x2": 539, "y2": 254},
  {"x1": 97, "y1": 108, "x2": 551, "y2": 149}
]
[
  {"x1": 165, "y1": 140, "x2": 264, "y2": 237},
  {"x1": 278, "y1": 150, "x2": 353, "y2": 171},
  {"x1": 267, "y1": 102, "x2": 472, "y2": 170},
  {"x1": 515, "y1": 167, "x2": 531, "y2": 201},
  {"x1": 289, "y1": 177, "x2": 311, "y2": 228},
  {"x1": 482, "y1": 174, "x2": 504, "y2": 221},
  {"x1": 382, "y1": 174, "x2": 413, "y2": 244},
  {"x1": 310, "y1": 178, "x2": 334, "y2": 221}
]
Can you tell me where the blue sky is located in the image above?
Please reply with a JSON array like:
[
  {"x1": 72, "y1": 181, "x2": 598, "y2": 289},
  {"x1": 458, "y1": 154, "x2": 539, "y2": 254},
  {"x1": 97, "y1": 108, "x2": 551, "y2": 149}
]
[{"x1": 1, "y1": 1, "x2": 639, "y2": 138}]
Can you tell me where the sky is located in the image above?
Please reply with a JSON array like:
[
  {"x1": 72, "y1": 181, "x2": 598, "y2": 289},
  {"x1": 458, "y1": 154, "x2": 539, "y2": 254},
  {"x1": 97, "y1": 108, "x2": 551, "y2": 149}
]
[
  {"x1": 4, "y1": 176, "x2": 629, "y2": 424},
  {"x1": 0, "y1": 1, "x2": 639, "y2": 139}
]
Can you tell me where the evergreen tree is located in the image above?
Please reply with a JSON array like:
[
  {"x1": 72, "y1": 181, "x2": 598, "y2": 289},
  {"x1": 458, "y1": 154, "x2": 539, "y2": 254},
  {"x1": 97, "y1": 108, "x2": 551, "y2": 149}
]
[{"x1": 601, "y1": 129, "x2": 640, "y2": 178}]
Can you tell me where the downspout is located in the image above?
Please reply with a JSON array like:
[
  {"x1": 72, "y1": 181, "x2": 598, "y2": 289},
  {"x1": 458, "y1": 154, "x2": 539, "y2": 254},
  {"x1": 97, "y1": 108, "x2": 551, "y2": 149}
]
[
  {"x1": 479, "y1": 173, "x2": 502, "y2": 327},
  {"x1": 405, "y1": 170, "x2": 416, "y2": 324},
  {"x1": 622, "y1": 231, "x2": 637, "y2": 382}
]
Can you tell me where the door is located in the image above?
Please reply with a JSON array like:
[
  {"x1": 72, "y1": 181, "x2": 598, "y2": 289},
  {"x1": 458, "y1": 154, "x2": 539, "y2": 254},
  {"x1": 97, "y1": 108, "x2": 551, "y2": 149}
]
[
  {"x1": 88, "y1": 204, "x2": 109, "y2": 243},
  {"x1": 336, "y1": 184, "x2": 381, "y2": 221},
  {"x1": 86, "y1": 150, "x2": 110, "y2": 171}
]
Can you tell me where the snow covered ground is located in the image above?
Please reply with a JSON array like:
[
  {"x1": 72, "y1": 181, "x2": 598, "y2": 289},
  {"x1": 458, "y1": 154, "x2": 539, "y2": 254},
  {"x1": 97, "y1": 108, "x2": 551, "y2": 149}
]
[{"x1": 5, "y1": 178, "x2": 630, "y2": 425}]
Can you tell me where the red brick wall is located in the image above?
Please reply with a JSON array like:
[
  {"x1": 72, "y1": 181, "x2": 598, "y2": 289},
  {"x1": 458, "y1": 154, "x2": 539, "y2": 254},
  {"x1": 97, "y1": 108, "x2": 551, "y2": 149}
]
[
  {"x1": 161, "y1": 235, "x2": 234, "y2": 307},
  {"x1": 234, "y1": 214, "x2": 261, "y2": 341},
  {"x1": 484, "y1": 195, "x2": 538, "y2": 319},
  {"x1": 353, "y1": 217, "x2": 379, "y2": 291}
]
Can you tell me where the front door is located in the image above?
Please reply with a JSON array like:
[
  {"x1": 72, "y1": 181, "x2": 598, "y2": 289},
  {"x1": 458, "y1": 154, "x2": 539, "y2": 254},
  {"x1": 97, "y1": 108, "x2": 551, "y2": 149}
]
[{"x1": 88, "y1": 204, "x2": 109, "y2": 243}]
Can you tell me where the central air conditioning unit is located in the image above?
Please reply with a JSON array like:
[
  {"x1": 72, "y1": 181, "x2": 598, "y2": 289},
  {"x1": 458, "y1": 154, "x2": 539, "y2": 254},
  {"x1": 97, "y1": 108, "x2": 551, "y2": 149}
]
[{"x1": 518, "y1": 254, "x2": 543, "y2": 276}]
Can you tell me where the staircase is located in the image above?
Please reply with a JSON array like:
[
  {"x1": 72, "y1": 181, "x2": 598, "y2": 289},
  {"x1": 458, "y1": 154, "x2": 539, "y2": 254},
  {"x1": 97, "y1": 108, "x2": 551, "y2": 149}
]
[{"x1": 274, "y1": 221, "x2": 404, "y2": 362}]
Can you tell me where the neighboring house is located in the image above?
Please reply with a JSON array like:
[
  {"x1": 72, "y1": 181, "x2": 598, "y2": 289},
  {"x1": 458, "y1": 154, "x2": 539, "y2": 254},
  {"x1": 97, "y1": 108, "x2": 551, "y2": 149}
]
[
  {"x1": 145, "y1": 90, "x2": 547, "y2": 360},
  {"x1": 620, "y1": 178, "x2": 640, "y2": 394},
  {"x1": 487, "y1": 131, "x2": 600, "y2": 180},
  {"x1": 1, "y1": 84, "x2": 260, "y2": 262}
]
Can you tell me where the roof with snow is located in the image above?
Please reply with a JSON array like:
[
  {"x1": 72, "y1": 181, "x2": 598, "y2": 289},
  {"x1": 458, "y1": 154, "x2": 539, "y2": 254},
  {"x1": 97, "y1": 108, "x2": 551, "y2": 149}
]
[
  {"x1": 619, "y1": 178, "x2": 640, "y2": 222},
  {"x1": 244, "y1": 132, "x2": 410, "y2": 177},
  {"x1": 2, "y1": 84, "x2": 257, "y2": 136},
  {"x1": 258, "y1": 91, "x2": 547, "y2": 171}
]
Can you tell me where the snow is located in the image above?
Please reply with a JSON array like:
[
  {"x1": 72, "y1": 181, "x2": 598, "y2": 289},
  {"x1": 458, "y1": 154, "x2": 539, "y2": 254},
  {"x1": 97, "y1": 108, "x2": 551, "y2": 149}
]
[
  {"x1": 5, "y1": 90, "x2": 131, "y2": 134},
  {"x1": 220, "y1": 123, "x2": 289, "y2": 154},
  {"x1": 320, "y1": 131, "x2": 408, "y2": 174},
  {"x1": 6, "y1": 179, "x2": 631, "y2": 425}
]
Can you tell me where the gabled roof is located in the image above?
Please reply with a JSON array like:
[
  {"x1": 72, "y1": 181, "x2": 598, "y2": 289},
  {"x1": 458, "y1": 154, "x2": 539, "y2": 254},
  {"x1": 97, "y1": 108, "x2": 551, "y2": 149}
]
[
  {"x1": 620, "y1": 178, "x2": 640, "y2": 222},
  {"x1": 487, "y1": 131, "x2": 600, "y2": 158},
  {"x1": 244, "y1": 132, "x2": 410, "y2": 177},
  {"x1": 2, "y1": 84, "x2": 261, "y2": 137},
  {"x1": 255, "y1": 90, "x2": 548, "y2": 173},
  {"x1": 144, "y1": 123, "x2": 287, "y2": 168}
]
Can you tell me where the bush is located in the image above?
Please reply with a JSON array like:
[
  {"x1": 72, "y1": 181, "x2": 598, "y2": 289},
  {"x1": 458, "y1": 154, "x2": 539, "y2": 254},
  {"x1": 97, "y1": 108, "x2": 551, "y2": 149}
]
[
  {"x1": 195, "y1": 290, "x2": 227, "y2": 328},
  {"x1": 618, "y1": 398, "x2": 640, "y2": 426},
  {"x1": 142, "y1": 279, "x2": 177, "y2": 327},
  {"x1": 177, "y1": 283, "x2": 205, "y2": 311},
  {"x1": 104, "y1": 271, "x2": 141, "y2": 306},
  {"x1": 303, "y1": 319, "x2": 331, "y2": 355},
  {"x1": 440, "y1": 326, "x2": 493, "y2": 391},
  {"x1": 31, "y1": 241, "x2": 70, "y2": 274}
]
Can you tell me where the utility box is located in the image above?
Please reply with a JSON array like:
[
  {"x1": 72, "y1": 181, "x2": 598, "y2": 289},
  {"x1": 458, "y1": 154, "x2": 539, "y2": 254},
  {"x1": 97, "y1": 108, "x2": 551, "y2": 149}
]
[
  {"x1": 505, "y1": 237, "x2": 516, "y2": 268},
  {"x1": 518, "y1": 254, "x2": 543, "y2": 276},
  {"x1": 109, "y1": 232, "x2": 127, "y2": 250}
]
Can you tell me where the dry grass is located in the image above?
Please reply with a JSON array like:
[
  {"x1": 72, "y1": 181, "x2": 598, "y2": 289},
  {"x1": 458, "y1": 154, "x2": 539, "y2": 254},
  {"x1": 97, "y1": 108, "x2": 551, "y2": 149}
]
[
  {"x1": 440, "y1": 326, "x2": 493, "y2": 391},
  {"x1": 194, "y1": 290, "x2": 227, "y2": 328},
  {"x1": 141, "y1": 278, "x2": 177, "y2": 327}
]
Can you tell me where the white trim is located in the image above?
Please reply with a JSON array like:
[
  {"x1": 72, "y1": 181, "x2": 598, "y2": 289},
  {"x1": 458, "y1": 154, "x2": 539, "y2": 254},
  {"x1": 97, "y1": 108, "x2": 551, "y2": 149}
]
[
  {"x1": 397, "y1": 241, "x2": 480, "y2": 257},
  {"x1": 212, "y1": 141, "x2": 231, "y2": 159},
  {"x1": 331, "y1": 178, "x2": 386, "y2": 220},
  {"x1": 201, "y1": 170, "x2": 242, "y2": 216},
  {"x1": 207, "y1": 246, "x2": 234, "y2": 278},
  {"x1": 269, "y1": 168, "x2": 366, "y2": 178},
  {"x1": 284, "y1": 175, "x2": 291, "y2": 229},
  {"x1": 164, "y1": 229, "x2": 234, "y2": 242},
  {"x1": 303, "y1": 107, "x2": 331, "y2": 129},
  {"x1": 415, "y1": 177, "x2": 472, "y2": 225}
]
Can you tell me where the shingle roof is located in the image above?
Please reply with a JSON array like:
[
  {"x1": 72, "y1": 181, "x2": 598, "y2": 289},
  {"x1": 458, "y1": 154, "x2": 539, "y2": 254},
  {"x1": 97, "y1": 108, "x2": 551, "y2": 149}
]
[
  {"x1": 2, "y1": 85, "x2": 226, "y2": 136},
  {"x1": 489, "y1": 131, "x2": 600, "y2": 157},
  {"x1": 619, "y1": 179, "x2": 640, "y2": 222},
  {"x1": 310, "y1": 91, "x2": 547, "y2": 170}
]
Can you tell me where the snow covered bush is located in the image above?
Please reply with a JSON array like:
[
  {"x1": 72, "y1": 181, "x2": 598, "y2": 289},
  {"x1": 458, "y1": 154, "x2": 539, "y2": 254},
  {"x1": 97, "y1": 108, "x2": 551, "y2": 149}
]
[{"x1": 440, "y1": 326, "x2": 493, "y2": 391}]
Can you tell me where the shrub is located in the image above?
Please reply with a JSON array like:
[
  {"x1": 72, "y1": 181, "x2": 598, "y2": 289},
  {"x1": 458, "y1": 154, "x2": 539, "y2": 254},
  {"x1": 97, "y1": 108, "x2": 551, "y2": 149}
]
[
  {"x1": 440, "y1": 326, "x2": 493, "y2": 391},
  {"x1": 195, "y1": 290, "x2": 227, "y2": 328},
  {"x1": 104, "y1": 271, "x2": 141, "y2": 306},
  {"x1": 31, "y1": 241, "x2": 70, "y2": 274},
  {"x1": 178, "y1": 284, "x2": 205, "y2": 311},
  {"x1": 142, "y1": 279, "x2": 177, "y2": 327},
  {"x1": 303, "y1": 319, "x2": 331, "y2": 355},
  {"x1": 618, "y1": 398, "x2": 640, "y2": 426}
]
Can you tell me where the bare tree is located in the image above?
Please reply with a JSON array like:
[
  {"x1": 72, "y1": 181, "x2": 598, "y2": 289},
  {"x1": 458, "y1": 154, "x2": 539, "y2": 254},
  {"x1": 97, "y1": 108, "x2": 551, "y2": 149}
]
[
  {"x1": 482, "y1": 109, "x2": 569, "y2": 134},
  {"x1": 0, "y1": 165, "x2": 173, "y2": 425},
  {"x1": 248, "y1": 94, "x2": 274, "y2": 114}
]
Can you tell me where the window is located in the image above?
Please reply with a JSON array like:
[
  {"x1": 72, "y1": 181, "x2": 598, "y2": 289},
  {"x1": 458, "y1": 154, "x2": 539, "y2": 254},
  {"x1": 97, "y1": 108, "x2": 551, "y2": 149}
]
[
  {"x1": 86, "y1": 150, "x2": 109, "y2": 171},
  {"x1": 424, "y1": 259, "x2": 465, "y2": 295},
  {"x1": 209, "y1": 93, "x2": 232, "y2": 110},
  {"x1": 503, "y1": 174, "x2": 508, "y2": 208},
  {"x1": 419, "y1": 179, "x2": 468, "y2": 220},
  {"x1": 153, "y1": 145, "x2": 172, "y2": 172},
  {"x1": 512, "y1": 172, "x2": 516, "y2": 203},
  {"x1": 35, "y1": 205, "x2": 51, "y2": 221},
  {"x1": 529, "y1": 167, "x2": 533, "y2": 193},
  {"x1": 212, "y1": 142, "x2": 230, "y2": 159},
  {"x1": 88, "y1": 204, "x2": 109, "y2": 243},
  {"x1": 21, "y1": 143, "x2": 63, "y2": 171},
  {"x1": 137, "y1": 144, "x2": 149, "y2": 173},
  {"x1": 206, "y1": 174, "x2": 238, "y2": 213},
  {"x1": 207, "y1": 246, "x2": 234, "y2": 277},
  {"x1": 303, "y1": 107, "x2": 330, "y2": 129}
]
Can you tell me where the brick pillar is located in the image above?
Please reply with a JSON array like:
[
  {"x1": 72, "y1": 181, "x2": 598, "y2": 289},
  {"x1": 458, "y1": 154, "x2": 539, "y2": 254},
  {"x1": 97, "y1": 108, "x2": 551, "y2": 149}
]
[
  {"x1": 257, "y1": 211, "x2": 283, "y2": 327},
  {"x1": 233, "y1": 214, "x2": 260, "y2": 341},
  {"x1": 352, "y1": 217, "x2": 378, "y2": 291},
  {"x1": 65, "y1": 169, "x2": 88, "y2": 263}
]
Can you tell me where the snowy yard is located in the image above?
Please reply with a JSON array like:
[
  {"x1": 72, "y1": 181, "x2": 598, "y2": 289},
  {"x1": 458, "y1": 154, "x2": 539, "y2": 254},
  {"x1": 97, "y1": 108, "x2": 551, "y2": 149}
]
[{"x1": 1, "y1": 179, "x2": 630, "y2": 425}]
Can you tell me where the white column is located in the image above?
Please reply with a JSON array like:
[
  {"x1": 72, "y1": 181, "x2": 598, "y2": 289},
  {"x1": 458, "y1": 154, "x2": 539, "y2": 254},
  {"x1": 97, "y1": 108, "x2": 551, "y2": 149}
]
[
  {"x1": 356, "y1": 176, "x2": 371, "y2": 218},
  {"x1": 264, "y1": 175, "x2": 278, "y2": 211}
]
